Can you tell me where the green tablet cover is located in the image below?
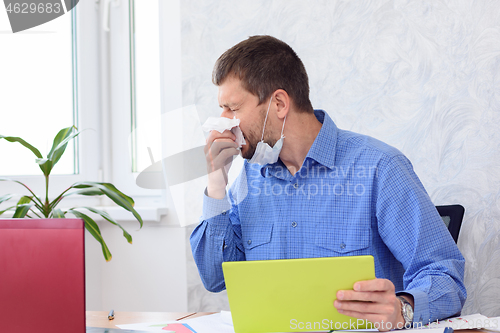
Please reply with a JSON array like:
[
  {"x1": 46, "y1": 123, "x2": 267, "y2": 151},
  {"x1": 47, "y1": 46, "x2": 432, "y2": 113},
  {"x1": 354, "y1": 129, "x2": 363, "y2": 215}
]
[{"x1": 222, "y1": 255, "x2": 375, "y2": 333}]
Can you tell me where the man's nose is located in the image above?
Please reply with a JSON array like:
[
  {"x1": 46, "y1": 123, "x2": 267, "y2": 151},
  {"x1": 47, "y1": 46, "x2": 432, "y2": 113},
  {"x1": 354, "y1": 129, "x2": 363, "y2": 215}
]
[{"x1": 220, "y1": 109, "x2": 234, "y2": 119}]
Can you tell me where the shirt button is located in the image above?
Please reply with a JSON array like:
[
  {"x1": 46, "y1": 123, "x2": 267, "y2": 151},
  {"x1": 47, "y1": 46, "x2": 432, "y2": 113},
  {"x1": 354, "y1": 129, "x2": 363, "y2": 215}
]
[
  {"x1": 293, "y1": 183, "x2": 299, "y2": 189},
  {"x1": 291, "y1": 221, "x2": 297, "y2": 228},
  {"x1": 340, "y1": 242, "x2": 346, "y2": 249},
  {"x1": 221, "y1": 210, "x2": 227, "y2": 215},
  {"x1": 247, "y1": 239, "x2": 252, "y2": 245}
]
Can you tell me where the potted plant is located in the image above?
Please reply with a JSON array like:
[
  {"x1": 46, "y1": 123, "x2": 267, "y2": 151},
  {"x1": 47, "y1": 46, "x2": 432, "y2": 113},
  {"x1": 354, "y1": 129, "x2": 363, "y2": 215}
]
[{"x1": 0, "y1": 126, "x2": 143, "y2": 261}]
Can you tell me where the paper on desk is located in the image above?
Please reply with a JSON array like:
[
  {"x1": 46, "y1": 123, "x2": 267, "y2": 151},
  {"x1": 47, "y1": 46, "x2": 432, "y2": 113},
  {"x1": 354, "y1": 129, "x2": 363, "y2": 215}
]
[
  {"x1": 117, "y1": 311, "x2": 235, "y2": 333},
  {"x1": 117, "y1": 322, "x2": 195, "y2": 332},
  {"x1": 338, "y1": 314, "x2": 500, "y2": 332},
  {"x1": 117, "y1": 312, "x2": 500, "y2": 333},
  {"x1": 179, "y1": 311, "x2": 235, "y2": 333},
  {"x1": 400, "y1": 328, "x2": 453, "y2": 333},
  {"x1": 420, "y1": 313, "x2": 500, "y2": 331}
]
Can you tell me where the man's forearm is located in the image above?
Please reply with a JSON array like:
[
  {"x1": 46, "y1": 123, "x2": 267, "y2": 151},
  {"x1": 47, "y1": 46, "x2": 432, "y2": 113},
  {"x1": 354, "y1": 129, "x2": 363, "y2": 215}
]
[
  {"x1": 190, "y1": 220, "x2": 227, "y2": 292},
  {"x1": 190, "y1": 192, "x2": 245, "y2": 292}
]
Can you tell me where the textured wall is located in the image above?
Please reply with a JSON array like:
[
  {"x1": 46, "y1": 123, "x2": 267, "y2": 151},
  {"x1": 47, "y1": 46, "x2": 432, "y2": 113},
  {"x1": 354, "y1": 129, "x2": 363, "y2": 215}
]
[{"x1": 180, "y1": 0, "x2": 500, "y2": 316}]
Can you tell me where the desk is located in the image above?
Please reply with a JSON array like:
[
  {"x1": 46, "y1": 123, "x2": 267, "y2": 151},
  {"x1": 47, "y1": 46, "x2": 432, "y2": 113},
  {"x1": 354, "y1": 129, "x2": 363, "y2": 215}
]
[
  {"x1": 86, "y1": 311, "x2": 214, "y2": 329},
  {"x1": 86, "y1": 312, "x2": 496, "y2": 333}
]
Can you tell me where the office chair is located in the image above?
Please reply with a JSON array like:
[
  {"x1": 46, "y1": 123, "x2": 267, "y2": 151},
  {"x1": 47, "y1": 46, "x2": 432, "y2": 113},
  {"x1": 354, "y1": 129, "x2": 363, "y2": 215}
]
[{"x1": 435, "y1": 205, "x2": 465, "y2": 243}]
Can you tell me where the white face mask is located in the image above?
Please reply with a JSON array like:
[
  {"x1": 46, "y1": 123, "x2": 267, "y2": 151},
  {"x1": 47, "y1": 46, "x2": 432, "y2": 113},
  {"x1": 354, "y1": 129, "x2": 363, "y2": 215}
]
[{"x1": 248, "y1": 97, "x2": 286, "y2": 165}]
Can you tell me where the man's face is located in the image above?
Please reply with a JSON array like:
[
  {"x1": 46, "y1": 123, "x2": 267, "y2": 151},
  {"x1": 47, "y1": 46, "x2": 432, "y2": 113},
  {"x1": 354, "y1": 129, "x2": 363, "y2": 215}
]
[{"x1": 218, "y1": 76, "x2": 276, "y2": 160}]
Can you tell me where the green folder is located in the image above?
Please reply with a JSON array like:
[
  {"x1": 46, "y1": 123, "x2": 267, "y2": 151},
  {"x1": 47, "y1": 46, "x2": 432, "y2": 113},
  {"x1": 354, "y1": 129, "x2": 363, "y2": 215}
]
[{"x1": 222, "y1": 255, "x2": 376, "y2": 333}]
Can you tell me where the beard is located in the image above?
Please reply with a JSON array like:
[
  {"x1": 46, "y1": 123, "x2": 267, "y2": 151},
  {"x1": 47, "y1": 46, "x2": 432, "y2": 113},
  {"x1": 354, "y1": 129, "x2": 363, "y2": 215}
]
[
  {"x1": 241, "y1": 127, "x2": 280, "y2": 160},
  {"x1": 240, "y1": 128, "x2": 259, "y2": 160},
  {"x1": 240, "y1": 104, "x2": 279, "y2": 160}
]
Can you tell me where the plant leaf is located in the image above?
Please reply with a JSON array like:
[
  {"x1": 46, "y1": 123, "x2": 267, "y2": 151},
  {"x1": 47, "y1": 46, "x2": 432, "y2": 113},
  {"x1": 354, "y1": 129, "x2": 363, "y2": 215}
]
[
  {"x1": 16, "y1": 196, "x2": 45, "y2": 217},
  {"x1": 0, "y1": 179, "x2": 44, "y2": 211},
  {"x1": 47, "y1": 127, "x2": 74, "y2": 155},
  {"x1": 0, "y1": 177, "x2": 32, "y2": 193},
  {"x1": 47, "y1": 126, "x2": 81, "y2": 169},
  {"x1": 52, "y1": 208, "x2": 66, "y2": 218},
  {"x1": 0, "y1": 206, "x2": 16, "y2": 216},
  {"x1": 50, "y1": 187, "x2": 105, "y2": 212},
  {"x1": 36, "y1": 158, "x2": 53, "y2": 176},
  {"x1": 0, "y1": 194, "x2": 13, "y2": 205},
  {"x1": 73, "y1": 182, "x2": 143, "y2": 228},
  {"x1": 17, "y1": 196, "x2": 32, "y2": 205},
  {"x1": 13, "y1": 204, "x2": 34, "y2": 218},
  {"x1": 28, "y1": 208, "x2": 43, "y2": 218},
  {"x1": 63, "y1": 188, "x2": 104, "y2": 197},
  {"x1": 70, "y1": 209, "x2": 112, "y2": 261},
  {"x1": 72, "y1": 183, "x2": 134, "y2": 205},
  {"x1": 0, "y1": 180, "x2": 42, "y2": 215},
  {"x1": 79, "y1": 206, "x2": 133, "y2": 244},
  {"x1": 101, "y1": 183, "x2": 135, "y2": 205},
  {"x1": 0, "y1": 135, "x2": 43, "y2": 158}
]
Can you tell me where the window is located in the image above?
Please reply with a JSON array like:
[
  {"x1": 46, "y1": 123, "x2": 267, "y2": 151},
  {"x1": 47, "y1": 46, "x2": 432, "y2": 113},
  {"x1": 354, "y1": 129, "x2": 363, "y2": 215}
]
[
  {"x1": 106, "y1": 0, "x2": 169, "y2": 205},
  {"x1": 0, "y1": 7, "x2": 77, "y2": 176},
  {"x1": 0, "y1": 0, "x2": 169, "y2": 215},
  {"x1": 0, "y1": 2, "x2": 100, "y2": 205},
  {"x1": 130, "y1": 0, "x2": 162, "y2": 173}
]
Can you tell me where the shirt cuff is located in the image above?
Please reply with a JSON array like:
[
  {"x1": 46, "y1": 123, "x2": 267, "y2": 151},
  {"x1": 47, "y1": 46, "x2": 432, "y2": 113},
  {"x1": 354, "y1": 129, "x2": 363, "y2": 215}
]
[
  {"x1": 201, "y1": 188, "x2": 232, "y2": 235},
  {"x1": 397, "y1": 289, "x2": 430, "y2": 325}
]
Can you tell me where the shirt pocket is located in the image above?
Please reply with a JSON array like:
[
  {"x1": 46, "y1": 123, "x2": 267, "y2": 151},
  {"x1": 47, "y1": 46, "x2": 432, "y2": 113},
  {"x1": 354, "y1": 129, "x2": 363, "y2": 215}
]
[
  {"x1": 241, "y1": 222, "x2": 273, "y2": 251},
  {"x1": 314, "y1": 223, "x2": 371, "y2": 255}
]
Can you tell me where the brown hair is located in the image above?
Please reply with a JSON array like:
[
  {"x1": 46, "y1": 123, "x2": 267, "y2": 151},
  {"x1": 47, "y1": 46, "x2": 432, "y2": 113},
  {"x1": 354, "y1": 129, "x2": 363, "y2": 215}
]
[{"x1": 212, "y1": 35, "x2": 313, "y2": 113}]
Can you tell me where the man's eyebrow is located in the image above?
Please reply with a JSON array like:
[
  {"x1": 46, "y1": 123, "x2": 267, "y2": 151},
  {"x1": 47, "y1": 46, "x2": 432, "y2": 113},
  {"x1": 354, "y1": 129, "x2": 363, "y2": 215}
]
[{"x1": 220, "y1": 102, "x2": 240, "y2": 108}]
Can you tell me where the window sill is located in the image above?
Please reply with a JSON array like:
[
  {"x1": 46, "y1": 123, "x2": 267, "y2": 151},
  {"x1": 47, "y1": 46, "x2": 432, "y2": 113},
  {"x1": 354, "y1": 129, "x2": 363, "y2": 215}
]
[
  {"x1": 0, "y1": 206, "x2": 168, "y2": 223},
  {"x1": 97, "y1": 206, "x2": 168, "y2": 223}
]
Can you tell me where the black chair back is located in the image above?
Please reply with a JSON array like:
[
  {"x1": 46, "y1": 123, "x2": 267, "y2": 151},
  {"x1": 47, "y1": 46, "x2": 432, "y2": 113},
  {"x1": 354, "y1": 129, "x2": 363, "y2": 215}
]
[{"x1": 436, "y1": 205, "x2": 465, "y2": 243}]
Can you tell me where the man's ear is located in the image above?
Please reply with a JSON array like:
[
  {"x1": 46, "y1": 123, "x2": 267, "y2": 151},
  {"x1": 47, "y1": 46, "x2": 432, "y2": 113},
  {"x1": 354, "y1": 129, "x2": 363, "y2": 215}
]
[{"x1": 273, "y1": 89, "x2": 290, "y2": 120}]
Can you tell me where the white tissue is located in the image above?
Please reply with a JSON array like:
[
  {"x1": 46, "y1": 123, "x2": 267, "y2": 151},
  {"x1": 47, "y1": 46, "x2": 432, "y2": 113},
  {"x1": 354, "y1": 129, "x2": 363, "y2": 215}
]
[
  {"x1": 202, "y1": 117, "x2": 240, "y2": 133},
  {"x1": 202, "y1": 116, "x2": 246, "y2": 148}
]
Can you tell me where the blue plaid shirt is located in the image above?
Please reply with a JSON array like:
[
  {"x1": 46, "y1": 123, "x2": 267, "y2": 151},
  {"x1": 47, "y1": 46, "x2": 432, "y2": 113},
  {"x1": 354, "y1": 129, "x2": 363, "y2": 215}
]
[{"x1": 190, "y1": 110, "x2": 466, "y2": 324}]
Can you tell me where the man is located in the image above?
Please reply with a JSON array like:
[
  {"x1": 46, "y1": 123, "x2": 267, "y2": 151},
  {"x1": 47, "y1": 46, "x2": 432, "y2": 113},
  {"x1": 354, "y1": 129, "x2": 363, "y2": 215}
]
[{"x1": 190, "y1": 35, "x2": 466, "y2": 330}]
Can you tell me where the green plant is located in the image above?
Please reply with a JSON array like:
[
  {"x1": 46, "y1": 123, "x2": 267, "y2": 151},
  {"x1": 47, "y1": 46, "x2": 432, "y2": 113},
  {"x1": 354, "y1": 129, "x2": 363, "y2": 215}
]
[{"x1": 0, "y1": 126, "x2": 143, "y2": 261}]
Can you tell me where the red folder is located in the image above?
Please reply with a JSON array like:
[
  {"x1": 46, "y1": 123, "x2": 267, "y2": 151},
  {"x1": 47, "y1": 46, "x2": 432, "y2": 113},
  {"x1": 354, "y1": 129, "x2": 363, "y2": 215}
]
[{"x1": 0, "y1": 218, "x2": 85, "y2": 333}]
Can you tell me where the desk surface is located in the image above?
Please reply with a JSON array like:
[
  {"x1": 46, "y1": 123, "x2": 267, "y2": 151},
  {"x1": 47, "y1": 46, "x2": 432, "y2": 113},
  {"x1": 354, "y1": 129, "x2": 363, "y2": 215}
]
[
  {"x1": 87, "y1": 312, "x2": 496, "y2": 333},
  {"x1": 86, "y1": 311, "x2": 213, "y2": 329}
]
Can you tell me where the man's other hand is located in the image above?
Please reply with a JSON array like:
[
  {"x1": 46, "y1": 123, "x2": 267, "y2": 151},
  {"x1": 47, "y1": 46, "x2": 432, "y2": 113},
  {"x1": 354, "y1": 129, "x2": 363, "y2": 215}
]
[{"x1": 334, "y1": 278, "x2": 413, "y2": 331}]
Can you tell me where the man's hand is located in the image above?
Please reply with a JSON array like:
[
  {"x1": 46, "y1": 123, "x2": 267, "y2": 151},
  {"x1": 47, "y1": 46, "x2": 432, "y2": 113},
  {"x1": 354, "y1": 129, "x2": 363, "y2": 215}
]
[
  {"x1": 334, "y1": 278, "x2": 413, "y2": 331},
  {"x1": 205, "y1": 129, "x2": 239, "y2": 199}
]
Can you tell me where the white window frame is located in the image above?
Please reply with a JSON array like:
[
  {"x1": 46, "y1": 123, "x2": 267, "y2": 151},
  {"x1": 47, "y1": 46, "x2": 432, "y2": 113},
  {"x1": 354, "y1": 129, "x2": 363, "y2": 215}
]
[{"x1": 104, "y1": 0, "x2": 182, "y2": 211}]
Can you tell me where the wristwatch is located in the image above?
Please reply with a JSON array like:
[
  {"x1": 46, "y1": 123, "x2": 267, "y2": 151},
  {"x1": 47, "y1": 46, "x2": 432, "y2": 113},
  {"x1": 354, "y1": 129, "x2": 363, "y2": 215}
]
[{"x1": 397, "y1": 296, "x2": 414, "y2": 328}]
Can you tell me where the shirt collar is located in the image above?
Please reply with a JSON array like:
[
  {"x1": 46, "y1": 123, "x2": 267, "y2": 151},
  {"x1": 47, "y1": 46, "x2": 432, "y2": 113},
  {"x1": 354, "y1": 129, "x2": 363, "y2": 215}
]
[
  {"x1": 304, "y1": 109, "x2": 337, "y2": 170},
  {"x1": 257, "y1": 109, "x2": 338, "y2": 178}
]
